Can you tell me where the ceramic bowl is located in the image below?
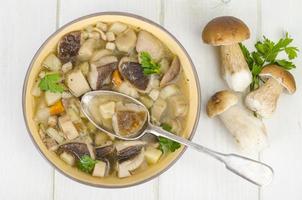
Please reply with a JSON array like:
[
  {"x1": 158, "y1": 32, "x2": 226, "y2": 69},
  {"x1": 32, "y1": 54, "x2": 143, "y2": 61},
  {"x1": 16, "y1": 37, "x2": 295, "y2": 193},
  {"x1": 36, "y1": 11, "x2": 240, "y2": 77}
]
[{"x1": 23, "y1": 12, "x2": 201, "y2": 188}]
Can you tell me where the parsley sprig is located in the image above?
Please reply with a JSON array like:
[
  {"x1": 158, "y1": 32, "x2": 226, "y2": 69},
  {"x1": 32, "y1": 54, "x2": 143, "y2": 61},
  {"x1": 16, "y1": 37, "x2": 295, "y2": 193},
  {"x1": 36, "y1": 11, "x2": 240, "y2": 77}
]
[
  {"x1": 239, "y1": 33, "x2": 299, "y2": 90},
  {"x1": 158, "y1": 123, "x2": 181, "y2": 153},
  {"x1": 77, "y1": 155, "x2": 97, "y2": 173},
  {"x1": 140, "y1": 52, "x2": 161, "y2": 75},
  {"x1": 39, "y1": 73, "x2": 64, "y2": 93}
]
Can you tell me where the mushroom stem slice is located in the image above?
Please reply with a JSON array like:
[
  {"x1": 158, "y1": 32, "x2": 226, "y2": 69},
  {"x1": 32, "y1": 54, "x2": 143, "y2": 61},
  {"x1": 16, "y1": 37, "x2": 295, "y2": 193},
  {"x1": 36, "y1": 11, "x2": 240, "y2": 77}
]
[
  {"x1": 245, "y1": 78, "x2": 283, "y2": 118},
  {"x1": 220, "y1": 44, "x2": 252, "y2": 92},
  {"x1": 160, "y1": 57, "x2": 181, "y2": 87},
  {"x1": 57, "y1": 142, "x2": 93, "y2": 159},
  {"x1": 219, "y1": 106, "x2": 268, "y2": 152},
  {"x1": 117, "y1": 149, "x2": 145, "y2": 178}
]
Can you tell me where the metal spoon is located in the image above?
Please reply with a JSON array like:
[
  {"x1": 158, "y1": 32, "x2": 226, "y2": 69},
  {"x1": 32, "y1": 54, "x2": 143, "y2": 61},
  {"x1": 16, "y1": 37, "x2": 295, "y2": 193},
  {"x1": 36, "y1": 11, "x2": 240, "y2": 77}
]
[{"x1": 81, "y1": 90, "x2": 274, "y2": 186}]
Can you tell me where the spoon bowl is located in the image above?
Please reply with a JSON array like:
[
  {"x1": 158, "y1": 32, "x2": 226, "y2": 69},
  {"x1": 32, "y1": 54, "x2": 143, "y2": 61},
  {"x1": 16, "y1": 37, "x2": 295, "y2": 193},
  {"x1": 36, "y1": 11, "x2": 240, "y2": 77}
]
[
  {"x1": 81, "y1": 90, "x2": 274, "y2": 187},
  {"x1": 81, "y1": 90, "x2": 149, "y2": 140}
]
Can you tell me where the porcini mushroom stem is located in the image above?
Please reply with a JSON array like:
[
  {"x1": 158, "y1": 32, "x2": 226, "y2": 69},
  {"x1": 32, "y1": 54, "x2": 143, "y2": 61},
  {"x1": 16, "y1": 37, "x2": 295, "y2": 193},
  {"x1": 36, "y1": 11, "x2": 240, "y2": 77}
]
[
  {"x1": 220, "y1": 43, "x2": 252, "y2": 92},
  {"x1": 219, "y1": 105, "x2": 267, "y2": 152},
  {"x1": 245, "y1": 78, "x2": 283, "y2": 118}
]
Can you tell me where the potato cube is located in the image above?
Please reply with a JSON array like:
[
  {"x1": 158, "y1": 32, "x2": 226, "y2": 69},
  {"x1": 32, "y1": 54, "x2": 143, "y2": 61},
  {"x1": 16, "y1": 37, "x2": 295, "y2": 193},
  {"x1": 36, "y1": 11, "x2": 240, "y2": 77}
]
[
  {"x1": 92, "y1": 161, "x2": 107, "y2": 177},
  {"x1": 144, "y1": 146, "x2": 162, "y2": 164},
  {"x1": 99, "y1": 101, "x2": 115, "y2": 119},
  {"x1": 66, "y1": 70, "x2": 91, "y2": 97},
  {"x1": 60, "y1": 152, "x2": 75, "y2": 166},
  {"x1": 58, "y1": 115, "x2": 79, "y2": 140},
  {"x1": 45, "y1": 91, "x2": 62, "y2": 106}
]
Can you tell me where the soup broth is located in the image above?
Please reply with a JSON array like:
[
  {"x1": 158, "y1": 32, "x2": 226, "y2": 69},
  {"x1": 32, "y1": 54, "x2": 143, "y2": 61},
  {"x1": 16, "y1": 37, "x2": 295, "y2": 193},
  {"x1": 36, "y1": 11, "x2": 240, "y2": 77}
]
[{"x1": 31, "y1": 21, "x2": 189, "y2": 178}]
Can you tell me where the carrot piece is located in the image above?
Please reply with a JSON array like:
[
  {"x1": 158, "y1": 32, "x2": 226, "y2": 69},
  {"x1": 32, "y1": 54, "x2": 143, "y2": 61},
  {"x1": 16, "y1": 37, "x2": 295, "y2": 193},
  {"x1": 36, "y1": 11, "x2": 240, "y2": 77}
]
[
  {"x1": 112, "y1": 70, "x2": 123, "y2": 87},
  {"x1": 49, "y1": 100, "x2": 65, "y2": 115}
]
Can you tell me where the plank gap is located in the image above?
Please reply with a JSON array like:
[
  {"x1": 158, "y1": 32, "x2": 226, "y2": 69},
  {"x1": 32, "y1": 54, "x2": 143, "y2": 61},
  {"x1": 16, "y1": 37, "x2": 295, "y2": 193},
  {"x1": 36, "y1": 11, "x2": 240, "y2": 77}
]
[{"x1": 56, "y1": 0, "x2": 61, "y2": 29}]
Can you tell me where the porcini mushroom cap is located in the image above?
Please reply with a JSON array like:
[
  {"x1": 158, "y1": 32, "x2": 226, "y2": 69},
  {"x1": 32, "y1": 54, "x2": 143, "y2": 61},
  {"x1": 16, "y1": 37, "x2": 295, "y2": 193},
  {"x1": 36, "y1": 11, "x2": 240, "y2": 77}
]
[
  {"x1": 260, "y1": 64, "x2": 296, "y2": 94},
  {"x1": 202, "y1": 16, "x2": 250, "y2": 46},
  {"x1": 206, "y1": 90, "x2": 238, "y2": 117}
]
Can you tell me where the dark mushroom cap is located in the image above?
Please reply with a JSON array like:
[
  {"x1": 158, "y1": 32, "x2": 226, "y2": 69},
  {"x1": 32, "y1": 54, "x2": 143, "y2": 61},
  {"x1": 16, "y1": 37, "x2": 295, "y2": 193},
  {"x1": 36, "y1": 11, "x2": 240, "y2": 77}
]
[
  {"x1": 115, "y1": 110, "x2": 147, "y2": 136},
  {"x1": 115, "y1": 141, "x2": 146, "y2": 162},
  {"x1": 202, "y1": 16, "x2": 250, "y2": 46},
  {"x1": 57, "y1": 31, "x2": 81, "y2": 63},
  {"x1": 57, "y1": 142, "x2": 90, "y2": 159},
  {"x1": 96, "y1": 62, "x2": 118, "y2": 89},
  {"x1": 160, "y1": 56, "x2": 181, "y2": 87},
  {"x1": 119, "y1": 59, "x2": 149, "y2": 90},
  {"x1": 95, "y1": 144, "x2": 115, "y2": 160}
]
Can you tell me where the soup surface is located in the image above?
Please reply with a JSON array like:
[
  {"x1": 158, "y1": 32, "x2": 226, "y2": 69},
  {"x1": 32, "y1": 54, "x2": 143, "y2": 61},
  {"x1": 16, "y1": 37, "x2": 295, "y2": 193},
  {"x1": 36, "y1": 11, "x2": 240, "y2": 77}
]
[{"x1": 32, "y1": 21, "x2": 189, "y2": 178}]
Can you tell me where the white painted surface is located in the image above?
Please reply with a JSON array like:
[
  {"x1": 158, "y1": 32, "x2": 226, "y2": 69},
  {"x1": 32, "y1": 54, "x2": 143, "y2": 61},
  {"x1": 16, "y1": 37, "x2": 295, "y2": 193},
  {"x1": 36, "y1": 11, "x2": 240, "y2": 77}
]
[{"x1": 0, "y1": 0, "x2": 302, "y2": 199}]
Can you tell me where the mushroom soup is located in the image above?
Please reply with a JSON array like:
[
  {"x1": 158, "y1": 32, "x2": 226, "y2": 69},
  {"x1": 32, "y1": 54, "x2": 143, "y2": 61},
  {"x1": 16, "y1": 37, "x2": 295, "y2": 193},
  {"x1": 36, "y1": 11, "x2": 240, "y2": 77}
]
[{"x1": 31, "y1": 21, "x2": 189, "y2": 178}]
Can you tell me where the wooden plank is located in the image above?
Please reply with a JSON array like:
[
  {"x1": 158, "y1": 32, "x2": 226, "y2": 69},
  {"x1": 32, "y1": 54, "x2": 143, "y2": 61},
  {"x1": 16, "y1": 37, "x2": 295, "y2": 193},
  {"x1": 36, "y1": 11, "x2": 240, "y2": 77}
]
[
  {"x1": 159, "y1": 0, "x2": 260, "y2": 199},
  {"x1": 59, "y1": 0, "x2": 161, "y2": 25},
  {"x1": 261, "y1": 0, "x2": 302, "y2": 199},
  {"x1": 0, "y1": 0, "x2": 56, "y2": 199},
  {"x1": 55, "y1": 1, "x2": 160, "y2": 200}
]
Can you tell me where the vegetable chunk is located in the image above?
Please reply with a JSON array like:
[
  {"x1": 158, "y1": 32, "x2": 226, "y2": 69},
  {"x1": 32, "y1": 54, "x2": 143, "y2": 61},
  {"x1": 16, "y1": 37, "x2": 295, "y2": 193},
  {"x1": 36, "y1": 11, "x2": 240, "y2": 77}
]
[
  {"x1": 58, "y1": 115, "x2": 79, "y2": 140},
  {"x1": 66, "y1": 70, "x2": 91, "y2": 97}
]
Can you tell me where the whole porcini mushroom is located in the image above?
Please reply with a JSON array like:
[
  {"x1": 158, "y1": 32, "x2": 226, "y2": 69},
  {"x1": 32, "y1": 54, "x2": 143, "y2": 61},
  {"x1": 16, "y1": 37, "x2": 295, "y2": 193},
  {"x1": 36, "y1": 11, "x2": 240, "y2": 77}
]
[
  {"x1": 207, "y1": 90, "x2": 267, "y2": 152},
  {"x1": 245, "y1": 64, "x2": 296, "y2": 118},
  {"x1": 202, "y1": 16, "x2": 252, "y2": 92}
]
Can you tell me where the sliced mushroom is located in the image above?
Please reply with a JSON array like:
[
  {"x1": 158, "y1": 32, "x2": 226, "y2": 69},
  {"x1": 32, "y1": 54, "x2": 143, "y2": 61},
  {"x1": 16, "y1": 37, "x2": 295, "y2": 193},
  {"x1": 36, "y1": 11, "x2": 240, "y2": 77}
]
[
  {"x1": 90, "y1": 49, "x2": 112, "y2": 62},
  {"x1": 98, "y1": 63, "x2": 117, "y2": 88},
  {"x1": 108, "y1": 22, "x2": 128, "y2": 34},
  {"x1": 112, "y1": 103, "x2": 148, "y2": 137},
  {"x1": 95, "y1": 143, "x2": 115, "y2": 160},
  {"x1": 160, "y1": 57, "x2": 180, "y2": 87},
  {"x1": 57, "y1": 142, "x2": 95, "y2": 159},
  {"x1": 57, "y1": 31, "x2": 81, "y2": 63},
  {"x1": 92, "y1": 55, "x2": 118, "y2": 67},
  {"x1": 115, "y1": 28, "x2": 137, "y2": 53},
  {"x1": 117, "y1": 149, "x2": 145, "y2": 178},
  {"x1": 115, "y1": 141, "x2": 146, "y2": 159},
  {"x1": 136, "y1": 30, "x2": 164, "y2": 62},
  {"x1": 118, "y1": 57, "x2": 149, "y2": 91},
  {"x1": 78, "y1": 39, "x2": 98, "y2": 61},
  {"x1": 88, "y1": 56, "x2": 118, "y2": 90}
]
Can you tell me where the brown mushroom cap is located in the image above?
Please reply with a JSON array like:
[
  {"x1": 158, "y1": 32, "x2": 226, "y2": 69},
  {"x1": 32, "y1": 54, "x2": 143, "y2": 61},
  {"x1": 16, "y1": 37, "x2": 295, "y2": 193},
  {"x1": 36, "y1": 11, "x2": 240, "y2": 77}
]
[
  {"x1": 259, "y1": 64, "x2": 296, "y2": 94},
  {"x1": 206, "y1": 90, "x2": 238, "y2": 117},
  {"x1": 202, "y1": 16, "x2": 250, "y2": 46}
]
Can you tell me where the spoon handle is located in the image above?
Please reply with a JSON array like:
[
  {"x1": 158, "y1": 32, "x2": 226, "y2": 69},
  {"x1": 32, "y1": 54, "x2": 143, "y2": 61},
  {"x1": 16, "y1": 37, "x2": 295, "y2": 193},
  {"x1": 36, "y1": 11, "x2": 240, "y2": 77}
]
[{"x1": 147, "y1": 124, "x2": 274, "y2": 186}]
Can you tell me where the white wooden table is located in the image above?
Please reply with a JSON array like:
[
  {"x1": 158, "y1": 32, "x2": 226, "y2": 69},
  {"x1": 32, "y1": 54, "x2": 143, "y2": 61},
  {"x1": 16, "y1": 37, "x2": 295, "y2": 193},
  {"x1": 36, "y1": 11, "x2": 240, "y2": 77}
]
[{"x1": 1, "y1": 0, "x2": 302, "y2": 199}]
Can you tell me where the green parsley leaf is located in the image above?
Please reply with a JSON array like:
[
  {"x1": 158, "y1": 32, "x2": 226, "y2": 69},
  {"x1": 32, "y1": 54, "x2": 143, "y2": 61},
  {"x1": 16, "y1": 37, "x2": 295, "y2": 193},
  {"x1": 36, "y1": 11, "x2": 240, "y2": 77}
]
[
  {"x1": 275, "y1": 59, "x2": 296, "y2": 70},
  {"x1": 285, "y1": 46, "x2": 299, "y2": 60},
  {"x1": 158, "y1": 123, "x2": 181, "y2": 153},
  {"x1": 239, "y1": 43, "x2": 254, "y2": 67},
  {"x1": 77, "y1": 155, "x2": 97, "y2": 173},
  {"x1": 240, "y1": 33, "x2": 299, "y2": 91},
  {"x1": 161, "y1": 123, "x2": 172, "y2": 132},
  {"x1": 158, "y1": 136, "x2": 181, "y2": 153},
  {"x1": 38, "y1": 73, "x2": 64, "y2": 93},
  {"x1": 140, "y1": 52, "x2": 161, "y2": 75}
]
